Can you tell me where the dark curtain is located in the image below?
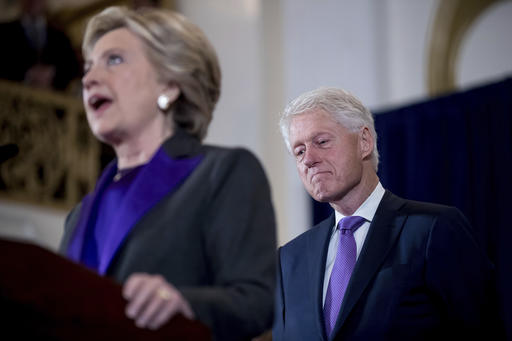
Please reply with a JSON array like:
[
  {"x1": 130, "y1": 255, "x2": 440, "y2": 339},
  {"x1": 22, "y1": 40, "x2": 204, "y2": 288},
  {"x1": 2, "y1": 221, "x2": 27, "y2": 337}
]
[{"x1": 312, "y1": 77, "x2": 512, "y2": 337}]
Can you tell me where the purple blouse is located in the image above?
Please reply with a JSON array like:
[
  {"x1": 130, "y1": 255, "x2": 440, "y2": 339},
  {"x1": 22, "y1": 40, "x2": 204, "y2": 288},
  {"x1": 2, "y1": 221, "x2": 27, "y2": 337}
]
[
  {"x1": 81, "y1": 165, "x2": 143, "y2": 271},
  {"x1": 66, "y1": 146, "x2": 202, "y2": 275}
]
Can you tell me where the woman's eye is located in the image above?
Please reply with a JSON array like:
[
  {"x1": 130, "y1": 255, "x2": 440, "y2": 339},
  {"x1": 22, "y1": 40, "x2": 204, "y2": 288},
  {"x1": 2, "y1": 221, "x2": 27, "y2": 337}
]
[{"x1": 107, "y1": 55, "x2": 123, "y2": 65}]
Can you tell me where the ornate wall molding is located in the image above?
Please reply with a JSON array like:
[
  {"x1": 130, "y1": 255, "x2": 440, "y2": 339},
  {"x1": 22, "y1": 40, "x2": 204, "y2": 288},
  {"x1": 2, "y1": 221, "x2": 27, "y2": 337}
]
[
  {"x1": 427, "y1": 0, "x2": 506, "y2": 96},
  {"x1": 0, "y1": 80, "x2": 100, "y2": 210}
]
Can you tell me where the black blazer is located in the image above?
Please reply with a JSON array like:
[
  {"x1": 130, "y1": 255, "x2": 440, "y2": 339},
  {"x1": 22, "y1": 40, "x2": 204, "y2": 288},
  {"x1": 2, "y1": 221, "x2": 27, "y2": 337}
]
[
  {"x1": 273, "y1": 191, "x2": 496, "y2": 340},
  {"x1": 60, "y1": 130, "x2": 277, "y2": 341}
]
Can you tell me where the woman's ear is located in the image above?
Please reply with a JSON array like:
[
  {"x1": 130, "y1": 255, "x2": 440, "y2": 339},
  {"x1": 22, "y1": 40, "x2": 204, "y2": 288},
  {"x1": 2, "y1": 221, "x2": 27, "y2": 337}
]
[
  {"x1": 165, "y1": 83, "x2": 181, "y2": 103},
  {"x1": 157, "y1": 84, "x2": 181, "y2": 111}
]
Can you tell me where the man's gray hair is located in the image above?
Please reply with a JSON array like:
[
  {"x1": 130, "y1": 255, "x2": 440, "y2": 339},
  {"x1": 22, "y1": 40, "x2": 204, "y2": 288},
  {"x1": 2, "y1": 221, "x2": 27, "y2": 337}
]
[{"x1": 279, "y1": 87, "x2": 379, "y2": 171}]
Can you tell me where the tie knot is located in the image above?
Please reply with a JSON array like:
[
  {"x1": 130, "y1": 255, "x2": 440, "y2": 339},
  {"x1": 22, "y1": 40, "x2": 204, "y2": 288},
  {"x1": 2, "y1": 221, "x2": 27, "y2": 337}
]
[{"x1": 338, "y1": 216, "x2": 366, "y2": 234}]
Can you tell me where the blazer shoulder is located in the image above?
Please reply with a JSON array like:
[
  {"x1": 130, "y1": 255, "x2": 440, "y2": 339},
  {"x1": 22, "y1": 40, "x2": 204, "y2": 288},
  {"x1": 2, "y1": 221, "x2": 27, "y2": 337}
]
[
  {"x1": 386, "y1": 193, "x2": 472, "y2": 236},
  {"x1": 202, "y1": 144, "x2": 261, "y2": 165},
  {"x1": 163, "y1": 129, "x2": 264, "y2": 172},
  {"x1": 201, "y1": 145, "x2": 268, "y2": 180},
  {"x1": 400, "y1": 197, "x2": 464, "y2": 219},
  {"x1": 384, "y1": 191, "x2": 459, "y2": 216}
]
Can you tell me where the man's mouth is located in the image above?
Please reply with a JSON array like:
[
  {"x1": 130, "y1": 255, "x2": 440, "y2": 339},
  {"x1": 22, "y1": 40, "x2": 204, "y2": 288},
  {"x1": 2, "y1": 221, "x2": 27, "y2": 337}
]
[{"x1": 311, "y1": 171, "x2": 329, "y2": 182}]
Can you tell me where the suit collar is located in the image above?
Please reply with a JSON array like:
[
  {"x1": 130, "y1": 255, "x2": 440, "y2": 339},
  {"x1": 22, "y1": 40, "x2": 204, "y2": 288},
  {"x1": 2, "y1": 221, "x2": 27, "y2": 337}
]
[
  {"x1": 66, "y1": 161, "x2": 116, "y2": 263},
  {"x1": 306, "y1": 213, "x2": 335, "y2": 341},
  {"x1": 97, "y1": 148, "x2": 202, "y2": 274},
  {"x1": 162, "y1": 127, "x2": 202, "y2": 158},
  {"x1": 66, "y1": 130, "x2": 203, "y2": 274},
  {"x1": 331, "y1": 190, "x2": 407, "y2": 337}
]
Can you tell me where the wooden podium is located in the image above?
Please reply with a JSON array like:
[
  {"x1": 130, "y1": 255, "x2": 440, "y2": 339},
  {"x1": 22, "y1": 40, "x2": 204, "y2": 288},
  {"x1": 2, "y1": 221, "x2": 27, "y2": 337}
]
[{"x1": 0, "y1": 238, "x2": 211, "y2": 340}]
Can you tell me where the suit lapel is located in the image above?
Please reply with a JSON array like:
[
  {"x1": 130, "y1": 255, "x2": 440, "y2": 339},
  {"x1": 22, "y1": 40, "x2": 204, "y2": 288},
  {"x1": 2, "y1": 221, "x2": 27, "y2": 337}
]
[
  {"x1": 307, "y1": 214, "x2": 335, "y2": 341},
  {"x1": 97, "y1": 148, "x2": 202, "y2": 274},
  {"x1": 66, "y1": 161, "x2": 116, "y2": 262},
  {"x1": 67, "y1": 129, "x2": 204, "y2": 274},
  {"x1": 332, "y1": 191, "x2": 407, "y2": 335}
]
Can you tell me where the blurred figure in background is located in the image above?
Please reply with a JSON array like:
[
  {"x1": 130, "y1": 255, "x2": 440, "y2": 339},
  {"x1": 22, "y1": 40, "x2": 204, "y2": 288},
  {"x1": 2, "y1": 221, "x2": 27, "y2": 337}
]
[
  {"x1": 0, "y1": 0, "x2": 80, "y2": 91},
  {"x1": 59, "y1": 6, "x2": 276, "y2": 340}
]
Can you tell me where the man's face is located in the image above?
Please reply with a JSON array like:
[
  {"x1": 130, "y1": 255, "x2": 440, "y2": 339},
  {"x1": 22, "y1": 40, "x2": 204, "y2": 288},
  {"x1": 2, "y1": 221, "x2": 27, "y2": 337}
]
[{"x1": 288, "y1": 109, "x2": 364, "y2": 203}]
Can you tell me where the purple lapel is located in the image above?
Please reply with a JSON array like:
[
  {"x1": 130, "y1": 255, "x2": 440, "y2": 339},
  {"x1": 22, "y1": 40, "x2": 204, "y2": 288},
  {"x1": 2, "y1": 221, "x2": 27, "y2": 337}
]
[
  {"x1": 66, "y1": 161, "x2": 117, "y2": 263},
  {"x1": 97, "y1": 148, "x2": 202, "y2": 274},
  {"x1": 66, "y1": 147, "x2": 202, "y2": 275}
]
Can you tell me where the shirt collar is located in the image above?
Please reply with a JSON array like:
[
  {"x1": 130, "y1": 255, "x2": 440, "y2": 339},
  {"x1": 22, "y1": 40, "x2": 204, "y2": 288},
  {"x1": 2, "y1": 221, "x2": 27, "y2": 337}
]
[{"x1": 334, "y1": 182, "x2": 386, "y2": 228}]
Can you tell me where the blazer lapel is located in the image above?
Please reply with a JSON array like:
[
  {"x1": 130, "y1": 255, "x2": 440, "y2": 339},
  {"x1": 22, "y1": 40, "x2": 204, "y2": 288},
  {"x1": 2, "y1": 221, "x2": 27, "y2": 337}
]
[
  {"x1": 66, "y1": 161, "x2": 117, "y2": 262},
  {"x1": 307, "y1": 214, "x2": 335, "y2": 341},
  {"x1": 66, "y1": 129, "x2": 204, "y2": 274},
  {"x1": 332, "y1": 191, "x2": 407, "y2": 335},
  {"x1": 98, "y1": 147, "x2": 202, "y2": 274}
]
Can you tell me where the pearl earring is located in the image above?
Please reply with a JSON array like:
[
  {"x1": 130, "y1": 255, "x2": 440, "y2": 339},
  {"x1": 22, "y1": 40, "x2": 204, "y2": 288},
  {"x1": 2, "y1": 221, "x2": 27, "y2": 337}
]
[{"x1": 157, "y1": 94, "x2": 171, "y2": 111}]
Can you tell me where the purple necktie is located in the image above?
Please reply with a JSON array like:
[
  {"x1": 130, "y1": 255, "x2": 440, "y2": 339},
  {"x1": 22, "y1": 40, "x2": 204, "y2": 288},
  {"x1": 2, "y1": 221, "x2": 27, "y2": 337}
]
[{"x1": 323, "y1": 215, "x2": 366, "y2": 336}]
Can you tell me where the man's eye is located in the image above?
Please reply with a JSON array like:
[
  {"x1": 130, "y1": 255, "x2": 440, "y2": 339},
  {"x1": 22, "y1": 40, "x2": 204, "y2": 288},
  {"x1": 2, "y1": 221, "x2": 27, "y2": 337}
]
[
  {"x1": 295, "y1": 149, "x2": 304, "y2": 157},
  {"x1": 107, "y1": 55, "x2": 123, "y2": 65}
]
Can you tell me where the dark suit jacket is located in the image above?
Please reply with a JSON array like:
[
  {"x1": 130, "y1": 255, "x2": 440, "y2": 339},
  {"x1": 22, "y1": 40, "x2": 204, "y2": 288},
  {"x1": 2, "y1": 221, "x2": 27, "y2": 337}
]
[
  {"x1": 273, "y1": 191, "x2": 496, "y2": 340},
  {"x1": 60, "y1": 130, "x2": 277, "y2": 341}
]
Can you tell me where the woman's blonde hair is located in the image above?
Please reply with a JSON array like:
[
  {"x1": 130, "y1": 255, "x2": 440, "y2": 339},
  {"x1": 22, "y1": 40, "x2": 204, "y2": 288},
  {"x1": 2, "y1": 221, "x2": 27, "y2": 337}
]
[{"x1": 83, "y1": 6, "x2": 221, "y2": 141}]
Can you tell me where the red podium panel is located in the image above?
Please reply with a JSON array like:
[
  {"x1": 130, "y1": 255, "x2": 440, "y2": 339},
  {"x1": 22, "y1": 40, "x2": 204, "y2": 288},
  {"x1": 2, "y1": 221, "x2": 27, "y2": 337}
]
[{"x1": 0, "y1": 238, "x2": 211, "y2": 340}]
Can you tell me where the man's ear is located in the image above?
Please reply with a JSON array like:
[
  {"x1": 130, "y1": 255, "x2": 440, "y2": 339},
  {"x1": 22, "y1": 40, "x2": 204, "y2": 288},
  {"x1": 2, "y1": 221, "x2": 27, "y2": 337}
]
[{"x1": 359, "y1": 126, "x2": 374, "y2": 159}]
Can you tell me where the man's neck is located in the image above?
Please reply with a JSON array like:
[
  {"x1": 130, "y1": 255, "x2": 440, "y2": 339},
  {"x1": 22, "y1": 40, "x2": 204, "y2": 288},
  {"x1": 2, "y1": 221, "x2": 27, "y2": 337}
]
[{"x1": 329, "y1": 172, "x2": 379, "y2": 216}]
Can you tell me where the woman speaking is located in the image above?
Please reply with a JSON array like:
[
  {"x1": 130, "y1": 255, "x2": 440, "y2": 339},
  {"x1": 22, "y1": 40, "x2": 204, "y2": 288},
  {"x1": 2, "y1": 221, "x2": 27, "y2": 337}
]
[{"x1": 59, "y1": 6, "x2": 276, "y2": 341}]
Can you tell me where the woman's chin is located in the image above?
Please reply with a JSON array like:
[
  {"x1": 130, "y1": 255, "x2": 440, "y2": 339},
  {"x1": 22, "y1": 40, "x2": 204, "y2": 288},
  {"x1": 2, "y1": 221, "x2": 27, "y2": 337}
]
[{"x1": 91, "y1": 128, "x2": 122, "y2": 146}]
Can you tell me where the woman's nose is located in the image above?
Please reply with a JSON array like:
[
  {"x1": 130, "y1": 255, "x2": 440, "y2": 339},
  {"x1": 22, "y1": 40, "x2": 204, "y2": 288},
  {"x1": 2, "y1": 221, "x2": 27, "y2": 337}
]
[{"x1": 81, "y1": 66, "x2": 100, "y2": 90}]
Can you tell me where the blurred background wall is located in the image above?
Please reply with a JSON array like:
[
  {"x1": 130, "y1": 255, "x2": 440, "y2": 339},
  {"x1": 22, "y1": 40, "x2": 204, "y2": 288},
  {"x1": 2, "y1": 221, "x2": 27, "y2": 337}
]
[{"x1": 1, "y1": 0, "x2": 511, "y2": 250}]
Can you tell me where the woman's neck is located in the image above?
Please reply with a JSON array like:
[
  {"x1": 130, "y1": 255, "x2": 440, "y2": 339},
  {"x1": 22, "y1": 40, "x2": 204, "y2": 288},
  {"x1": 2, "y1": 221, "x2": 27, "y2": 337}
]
[{"x1": 114, "y1": 123, "x2": 173, "y2": 170}]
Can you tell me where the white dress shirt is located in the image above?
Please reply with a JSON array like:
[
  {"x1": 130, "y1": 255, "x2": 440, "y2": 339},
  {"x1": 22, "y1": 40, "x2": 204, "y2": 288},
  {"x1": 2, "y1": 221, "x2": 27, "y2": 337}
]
[{"x1": 322, "y1": 182, "x2": 386, "y2": 305}]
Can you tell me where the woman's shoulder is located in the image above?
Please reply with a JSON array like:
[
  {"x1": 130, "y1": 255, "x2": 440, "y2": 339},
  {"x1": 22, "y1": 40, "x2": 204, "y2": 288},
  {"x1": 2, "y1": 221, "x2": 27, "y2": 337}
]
[
  {"x1": 200, "y1": 144, "x2": 268, "y2": 179},
  {"x1": 201, "y1": 144, "x2": 261, "y2": 165}
]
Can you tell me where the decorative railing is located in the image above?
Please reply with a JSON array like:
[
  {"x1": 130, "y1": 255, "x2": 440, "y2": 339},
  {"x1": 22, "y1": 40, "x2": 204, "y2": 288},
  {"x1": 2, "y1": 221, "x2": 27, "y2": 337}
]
[{"x1": 0, "y1": 80, "x2": 101, "y2": 209}]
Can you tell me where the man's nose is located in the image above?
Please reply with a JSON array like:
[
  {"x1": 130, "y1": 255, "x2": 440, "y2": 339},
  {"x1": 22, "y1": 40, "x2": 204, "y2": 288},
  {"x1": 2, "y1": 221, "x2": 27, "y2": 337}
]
[{"x1": 303, "y1": 148, "x2": 320, "y2": 168}]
